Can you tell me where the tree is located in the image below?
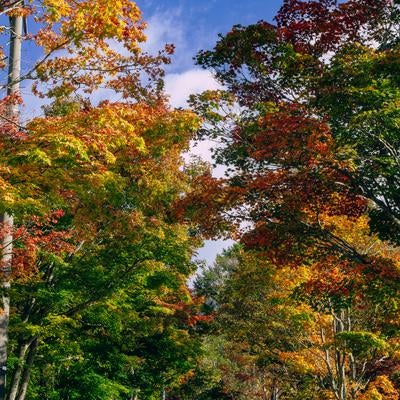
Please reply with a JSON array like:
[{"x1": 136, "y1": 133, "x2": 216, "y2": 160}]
[
  {"x1": 191, "y1": 0, "x2": 400, "y2": 245},
  {"x1": 0, "y1": 1, "x2": 203, "y2": 398},
  {"x1": 177, "y1": 1, "x2": 400, "y2": 398},
  {"x1": 0, "y1": 96, "x2": 204, "y2": 399},
  {"x1": 186, "y1": 228, "x2": 400, "y2": 399},
  {"x1": 201, "y1": 248, "x2": 318, "y2": 400}
]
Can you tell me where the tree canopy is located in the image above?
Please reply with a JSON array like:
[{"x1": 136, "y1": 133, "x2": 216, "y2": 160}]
[{"x1": 0, "y1": 1, "x2": 399, "y2": 399}]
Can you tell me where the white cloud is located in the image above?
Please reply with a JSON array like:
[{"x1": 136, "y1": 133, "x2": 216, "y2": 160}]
[
  {"x1": 142, "y1": 7, "x2": 186, "y2": 61},
  {"x1": 140, "y1": 6, "x2": 217, "y2": 72},
  {"x1": 89, "y1": 87, "x2": 122, "y2": 106},
  {"x1": 165, "y1": 68, "x2": 220, "y2": 108},
  {"x1": 165, "y1": 68, "x2": 228, "y2": 178},
  {"x1": 165, "y1": 68, "x2": 224, "y2": 175}
]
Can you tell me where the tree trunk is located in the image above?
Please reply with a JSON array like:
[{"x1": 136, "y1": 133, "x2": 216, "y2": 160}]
[
  {"x1": 333, "y1": 310, "x2": 347, "y2": 400},
  {"x1": 271, "y1": 386, "x2": 280, "y2": 400},
  {"x1": 15, "y1": 338, "x2": 37, "y2": 400},
  {"x1": 6, "y1": 340, "x2": 30, "y2": 400},
  {"x1": 0, "y1": 276, "x2": 10, "y2": 400},
  {"x1": 0, "y1": 8, "x2": 23, "y2": 399}
]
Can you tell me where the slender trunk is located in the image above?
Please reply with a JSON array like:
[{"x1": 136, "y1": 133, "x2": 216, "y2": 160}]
[
  {"x1": 271, "y1": 386, "x2": 280, "y2": 400},
  {"x1": 321, "y1": 326, "x2": 338, "y2": 398},
  {"x1": 333, "y1": 310, "x2": 347, "y2": 400},
  {"x1": 7, "y1": 340, "x2": 31, "y2": 400},
  {"x1": 0, "y1": 8, "x2": 23, "y2": 399},
  {"x1": 15, "y1": 338, "x2": 37, "y2": 400},
  {"x1": 0, "y1": 278, "x2": 10, "y2": 400}
]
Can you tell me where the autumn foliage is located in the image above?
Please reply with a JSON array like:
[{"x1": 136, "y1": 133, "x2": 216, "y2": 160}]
[
  {"x1": 172, "y1": 1, "x2": 400, "y2": 399},
  {"x1": 0, "y1": 0, "x2": 399, "y2": 399}
]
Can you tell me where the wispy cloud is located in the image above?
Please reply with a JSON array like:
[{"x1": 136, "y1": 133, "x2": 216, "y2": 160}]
[
  {"x1": 142, "y1": 7, "x2": 190, "y2": 70},
  {"x1": 143, "y1": 8, "x2": 184, "y2": 51}
]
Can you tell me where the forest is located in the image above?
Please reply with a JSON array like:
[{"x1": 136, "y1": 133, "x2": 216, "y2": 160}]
[{"x1": 0, "y1": 0, "x2": 399, "y2": 399}]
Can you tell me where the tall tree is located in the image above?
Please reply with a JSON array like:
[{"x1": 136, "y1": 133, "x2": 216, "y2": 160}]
[
  {"x1": 0, "y1": 1, "x2": 200, "y2": 398},
  {"x1": 0, "y1": 5, "x2": 23, "y2": 397},
  {"x1": 0, "y1": 96, "x2": 202, "y2": 399},
  {"x1": 177, "y1": 2, "x2": 400, "y2": 398},
  {"x1": 191, "y1": 0, "x2": 400, "y2": 245}
]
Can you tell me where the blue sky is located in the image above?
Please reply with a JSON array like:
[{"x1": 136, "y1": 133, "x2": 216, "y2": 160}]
[
  {"x1": 133, "y1": 1, "x2": 284, "y2": 264},
  {"x1": 136, "y1": 0, "x2": 282, "y2": 73},
  {"x1": 136, "y1": 1, "x2": 283, "y2": 109}
]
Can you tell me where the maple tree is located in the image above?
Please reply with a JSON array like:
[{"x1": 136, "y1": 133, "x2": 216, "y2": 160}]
[
  {"x1": 0, "y1": 1, "x2": 208, "y2": 399},
  {"x1": 0, "y1": 95, "x2": 205, "y2": 399},
  {"x1": 182, "y1": 232, "x2": 400, "y2": 400},
  {"x1": 0, "y1": 0, "x2": 172, "y2": 101},
  {"x1": 192, "y1": 0, "x2": 400, "y2": 246},
  {"x1": 0, "y1": 0, "x2": 399, "y2": 398},
  {"x1": 176, "y1": 1, "x2": 400, "y2": 399},
  {"x1": 0, "y1": 1, "x2": 172, "y2": 396},
  {"x1": 194, "y1": 247, "x2": 320, "y2": 400}
]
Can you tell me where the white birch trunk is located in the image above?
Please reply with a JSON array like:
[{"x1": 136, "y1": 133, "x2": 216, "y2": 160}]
[{"x1": 0, "y1": 8, "x2": 23, "y2": 399}]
